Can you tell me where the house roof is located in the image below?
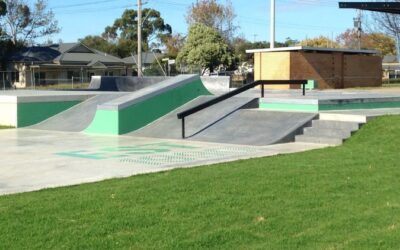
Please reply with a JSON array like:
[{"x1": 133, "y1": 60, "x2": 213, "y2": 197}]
[
  {"x1": 8, "y1": 43, "x2": 127, "y2": 66},
  {"x1": 123, "y1": 52, "x2": 164, "y2": 65},
  {"x1": 383, "y1": 55, "x2": 397, "y2": 64}
]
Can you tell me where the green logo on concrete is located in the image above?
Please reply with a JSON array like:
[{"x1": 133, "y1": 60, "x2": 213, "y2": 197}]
[{"x1": 56, "y1": 142, "x2": 198, "y2": 160}]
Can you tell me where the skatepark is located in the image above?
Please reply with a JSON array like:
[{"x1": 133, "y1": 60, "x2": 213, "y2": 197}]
[{"x1": 2, "y1": 74, "x2": 400, "y2": 195}]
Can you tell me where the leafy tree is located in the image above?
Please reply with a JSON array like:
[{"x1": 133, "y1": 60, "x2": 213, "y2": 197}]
[
  {"x1": 0, "y1": 0, "x2": 6, "y2": 38},
  {"x1": 102, "y1": 8, "x2": 171, "y2": 53},
  {"x1": 336, "y1": 29, "x2": 396, "y2": 56},
  {"x1": 186, "y1": 0, "x2": 237, "y2": 43},
  {"x1": 0, "y1": 0, "x2": 5, "y2": 16},
  {"x1": 162, "y1": 33, "x2": 185, "y2": 58},
  {"x1": 300, "y1": 35, "x2": 340, "y2": 48},
  {"x1": 284, "y1": 37, "x2": 299, "y2": 47},
  {"x1": 177, "y1": 23, "x2": 233, "y2": 75},
  {"x1": 79, "y1": 35, "x2": 118, "y2": 55},
  {"x1": 231, "y1": 37, "x2": 287, "y2": 64},
  {"x1": 0, "y1": 0, "x2": 59, "y2": 45}
]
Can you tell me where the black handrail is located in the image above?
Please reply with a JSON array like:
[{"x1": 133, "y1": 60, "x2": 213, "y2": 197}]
[{"x1": 177, "y1": 79, "x2": 308, "y2": 138}]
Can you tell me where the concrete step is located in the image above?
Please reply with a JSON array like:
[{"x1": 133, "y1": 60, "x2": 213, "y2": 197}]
[
  {"x1": 311, "y1": 120, "x2": 360, "y2": 131},
  {"x1": 302, "y1": 127, "x2": 351, "y2": 139},
  {"x1": 319, "y1": 113, "x2": 367, "y2": 123},
  {"x1": 295, "y1": 135, "x2": 343, "y2": 145}
]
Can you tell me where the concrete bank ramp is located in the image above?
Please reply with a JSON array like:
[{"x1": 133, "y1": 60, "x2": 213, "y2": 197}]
[
  {"x1": 88, "y1": 76, "x2": 169, "y2": 91},
  {"x1": 85, "y1": 75, "x2": 211, "y2": 135},
  {"x1": 29, "y1": 93, "x2": 127, "y2": 132},
  {"x1": 188, "y1": 110, "x2": 317, "y2": 146},
  {"x1": 130, "y1": 96, "x2": 255, "y2": 139}
]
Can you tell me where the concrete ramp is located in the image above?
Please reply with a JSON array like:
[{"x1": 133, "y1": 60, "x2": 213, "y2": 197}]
[
  {"x1": 88, "y1": 76, "x2": 169, "y2": 91},
  {"x1": 189, "y1": 110, "x2": 317, "y2": 146},
  {"x1": 29, "y1": 93, "x2": 126, "y2": 132},
  {"x1": 130, "y1": 96, "x2": 255, "y2": 139}
]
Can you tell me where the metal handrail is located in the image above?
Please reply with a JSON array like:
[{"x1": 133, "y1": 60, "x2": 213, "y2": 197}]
[{"x1": 177, "y1": 79, "x2": 308, "y2": 138}]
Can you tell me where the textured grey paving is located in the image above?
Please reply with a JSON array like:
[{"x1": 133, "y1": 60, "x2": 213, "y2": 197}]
[
  {"x1": 189, "y1": 110, "x2": 317, "y2": 146},
  {"x1": 30, "y1": 93, "x2": 127, "y2": 132},
  {"x1": 130, "y1": 95, "x2": 255, "y2": 139},
  {"x1": 0, "y1": 129, "x2": 327, "y2": 195}
]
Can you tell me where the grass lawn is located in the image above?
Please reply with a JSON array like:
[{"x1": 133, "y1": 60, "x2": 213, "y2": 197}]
[
  {"x1": 0, "y1": 125, "x2": 14, "y2": 129},
  {"x1": 1, "y1": 116, "x2": 400, "y2": 249},
  {"x1": 32, "y1": 83, "x2": 90, "y2": 90}
]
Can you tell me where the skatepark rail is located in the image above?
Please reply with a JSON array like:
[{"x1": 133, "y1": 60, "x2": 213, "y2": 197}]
[{"x1": 177, "y1": 79, "x2": 308, "y2": 138}]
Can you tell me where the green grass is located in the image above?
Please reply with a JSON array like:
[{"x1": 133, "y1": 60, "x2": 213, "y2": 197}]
[
  {"x1": 1, "y1": 116, "x2": 400, "y2": 249},
  {"x1": 0, "y1": 125, "x2": 14, "y2": 129},
  {"x1": 32, "y1": 83, "x2": 90, "y2": 90}
]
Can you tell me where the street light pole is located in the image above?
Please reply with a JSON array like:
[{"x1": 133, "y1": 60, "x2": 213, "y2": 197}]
[{"x1": 137, "y1": 0, "x2": 143, "y2": 77}]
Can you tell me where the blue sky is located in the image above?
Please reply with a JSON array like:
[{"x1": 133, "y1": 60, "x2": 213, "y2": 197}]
[{"x1": 35, "y1": 0, "x2": 365, "y2": 44}]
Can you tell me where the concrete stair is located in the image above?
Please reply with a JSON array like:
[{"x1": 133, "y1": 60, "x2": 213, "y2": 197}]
[{"x1": 295, "y1": 114, "x2": 365, "y2": 145}]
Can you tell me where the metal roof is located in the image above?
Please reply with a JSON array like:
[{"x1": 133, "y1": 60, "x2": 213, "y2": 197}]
[
  {"x1": 339, "y1": 2, "x2": 400, "y2": 14},
  {"x1": 246, "y1": 46, "x2": 378, "y2": 54},
  {"x1": 123, "y1": 52, "x2": 164, "y2": 65},
  {"x1": 8, "y1": 43, "x2": 127, "y2": 66}
]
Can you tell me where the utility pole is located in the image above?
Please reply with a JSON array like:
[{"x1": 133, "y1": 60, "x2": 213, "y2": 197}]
[
  {"x1": 270, "y1": 0, "x2": 275, "y2": 48},
  {"x1": 137, "y1": 0, "x2": 143, "y2": 77},
  {"x1": 353, "y1": 10, "x2": 362, "y2": 50}
]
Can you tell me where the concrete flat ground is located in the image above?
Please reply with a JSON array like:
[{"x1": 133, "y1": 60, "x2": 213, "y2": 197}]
[{"x1": 0, "y1": 128, "x2": 326, "y2": 196}]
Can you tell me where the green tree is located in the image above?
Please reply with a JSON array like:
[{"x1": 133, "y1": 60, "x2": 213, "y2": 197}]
[
  {"x1": 0, "y1": 0, "x2": 6, "y2": 16},
  {"x1": 177, "y1": 23, "x2": 233, "y2": 75},
  {"x1": 300, "y1": 35, "x2": 339, "y2": 48},
  {"x1": 186, "y1": 0, "x2": 237, "y2": 43},
  {"x1": 336, "y1": 29, "x2": 396, "y2": 56},
  {"x1": 0, "y1": 0, "x2": 59, "y2": 45},
  {"x1": 162, "y1": 33, "x2": 185, "y2": 58},
  {"x1": 79, "y1": 35, "x2": 118, "y2": 55},
  {"x1": 102, "y1": 8, "x2": 171, "y2": 54}
]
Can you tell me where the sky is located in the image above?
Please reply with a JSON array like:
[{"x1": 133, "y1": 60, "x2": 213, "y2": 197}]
[{"x1": 30, "y1": 0, "x2": 369, "y2": 44}]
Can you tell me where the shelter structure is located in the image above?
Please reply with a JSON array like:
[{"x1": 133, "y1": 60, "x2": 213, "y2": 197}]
[
  {"x1": 338, "y1": 2, "x2": 400, "y2": 14},
  {"x1": 246, "y1": 46, "x2": 382, "y2": 89}
]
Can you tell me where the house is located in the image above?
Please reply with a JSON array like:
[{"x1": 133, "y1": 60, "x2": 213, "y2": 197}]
[
  {"x1": 123, "y1": 52, "x2": 164, "y2": 72},
  {"x1": 6, "y1": 43, "x2": 131, "y2": 88},
  {"x1": 382, "y1": 55, "x2": 400, "y2": 79}
]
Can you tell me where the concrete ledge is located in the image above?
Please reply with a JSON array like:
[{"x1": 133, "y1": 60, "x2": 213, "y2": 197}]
[{"x1": 201, "y1": 76, "x2": 231, "y2": 93}]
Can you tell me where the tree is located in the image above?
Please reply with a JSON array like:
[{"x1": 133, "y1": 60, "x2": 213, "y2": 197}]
[
  {"x1": 162, "y1": 33, "x2": 185, "y2": 58},
  {"x1": 186, "y1": 0, "x2": 237, "y2": 43},
  {"x1": 102, "y1": 8, "x2": 171, "y2": 53},
  {"x1": 0, "y1": 1, "x2": 6, "y2": 16},
  {"x1": 300, "y1": 36, "x2": 340, "y2": 48},
  {"x1": 79, "y1": 35, "x2": 118, "y2": 55},
  {"x1": 0, "y1": 0, "x2": 59, "y2": 45},
  {"x1": 336, "y1": 29, "x2": 396, "y2": 56},
  {"x1": 371, "y1": 1, "x2": 400, "y2": 38},
  {"x1": 177, "y1": 23, "x2": 233, "y2": 75}
]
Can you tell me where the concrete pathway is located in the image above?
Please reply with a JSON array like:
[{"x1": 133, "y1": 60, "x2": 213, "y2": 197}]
[{"x1": 0, "y1": 129, "x2": 327, "y2": 196}]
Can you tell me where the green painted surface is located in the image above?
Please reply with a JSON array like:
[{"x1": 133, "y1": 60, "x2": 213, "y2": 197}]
[
  {"x1": 259, "y1": 102, "x2": 319, "y2": 112},
  {"x1": 83, "y1": 110, "x2": 120, "y2": 134},
  {"x1": 56, "y1": 142, "x2": 199, "y2": 160},
  {"x1": 85, "y1": 79, "x2": 211, "y2": 135},
  {"x1": 305, "y1": 80, "x2": 317, "y2": 90},
  {"x1": 260, "y1": 100, "x2": 400, "y2": 112},
  {"x1": 17, "y1": 101, "x2": 80, "y2": 127},
  {"x1": 319, "y1": 101, "x2": 400, "y2": 111}
]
